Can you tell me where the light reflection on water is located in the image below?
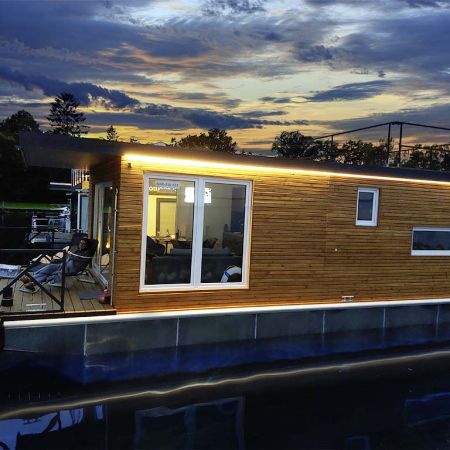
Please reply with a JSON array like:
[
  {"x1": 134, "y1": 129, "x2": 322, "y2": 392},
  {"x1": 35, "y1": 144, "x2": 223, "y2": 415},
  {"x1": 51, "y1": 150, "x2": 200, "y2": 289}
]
[{"x1": 3, "y1": 350, "x2": 450, "y2": 449}]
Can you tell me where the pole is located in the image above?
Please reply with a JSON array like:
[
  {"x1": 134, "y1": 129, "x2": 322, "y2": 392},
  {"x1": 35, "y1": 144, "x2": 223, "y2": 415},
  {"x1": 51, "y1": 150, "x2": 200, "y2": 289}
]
[
  {"x1": 398, "y1": 122, "x2": 403, "y2": 167},
  {"x1": 386, "y1": 123, "x2": 391, "y2": 167}
]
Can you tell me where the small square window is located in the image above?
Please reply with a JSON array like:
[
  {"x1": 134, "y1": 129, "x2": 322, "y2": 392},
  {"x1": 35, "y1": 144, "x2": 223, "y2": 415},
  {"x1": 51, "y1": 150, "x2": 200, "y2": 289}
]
[{"x1": 356, "y1": 187, "x2": 379, "y2": 226}]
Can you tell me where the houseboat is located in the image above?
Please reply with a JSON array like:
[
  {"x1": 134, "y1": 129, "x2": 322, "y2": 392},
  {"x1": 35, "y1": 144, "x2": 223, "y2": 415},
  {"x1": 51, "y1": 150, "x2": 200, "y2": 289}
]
[{"x1": 2, "y1": 131, "x2": 450, "y2": 378}]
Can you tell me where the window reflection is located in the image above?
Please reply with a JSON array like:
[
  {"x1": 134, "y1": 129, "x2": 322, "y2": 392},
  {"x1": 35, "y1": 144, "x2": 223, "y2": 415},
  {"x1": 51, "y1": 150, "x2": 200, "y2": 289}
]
[
  {"x1": 357, "y1": 191, "x2": 374, "y2": 221},
  {"x1": 144, "y1": 179, "x2": 195, "y2": 285},
  {"x1": 202, "y1": 183, "x2": 246, "y2": 283}
]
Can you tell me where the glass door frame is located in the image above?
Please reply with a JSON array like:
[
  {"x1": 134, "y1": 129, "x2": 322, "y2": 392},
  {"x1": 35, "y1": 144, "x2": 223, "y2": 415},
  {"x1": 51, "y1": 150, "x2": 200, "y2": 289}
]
[{"x1": 93, "y1": 181, "x2": 113, "y2": 286}]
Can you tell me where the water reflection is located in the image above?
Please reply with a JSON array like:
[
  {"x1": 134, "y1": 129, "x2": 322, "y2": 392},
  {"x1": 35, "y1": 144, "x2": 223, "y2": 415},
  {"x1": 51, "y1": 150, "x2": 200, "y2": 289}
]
[{"x1": 4, "y1": 355, "x2": 450, "y2": 449}]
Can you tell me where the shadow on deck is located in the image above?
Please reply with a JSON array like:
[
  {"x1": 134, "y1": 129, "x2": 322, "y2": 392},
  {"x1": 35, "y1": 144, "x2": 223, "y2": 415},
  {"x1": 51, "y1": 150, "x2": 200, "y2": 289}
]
[{"x1": 0, "y1": 274, "x2": 116, "y2": 320}]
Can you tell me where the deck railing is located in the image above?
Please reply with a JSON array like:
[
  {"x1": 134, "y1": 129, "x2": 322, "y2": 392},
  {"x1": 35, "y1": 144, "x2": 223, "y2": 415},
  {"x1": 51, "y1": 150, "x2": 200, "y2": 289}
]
[
  {"x1": 71, "y1": 169, "x2": 90, "y2": 188},
  {"x1": 0, "y1": 249, "x2": 67, "y2": 314}
]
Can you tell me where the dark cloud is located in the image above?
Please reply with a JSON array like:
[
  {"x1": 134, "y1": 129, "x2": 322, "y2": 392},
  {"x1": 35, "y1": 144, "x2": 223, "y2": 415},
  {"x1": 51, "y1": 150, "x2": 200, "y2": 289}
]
[
  {"x1": 303, "y1": 0, "x2": 445, "y2": 6},
  {"x1": 260, "y1": 96, "x2": 292, "y2": 104},
  {"x1": 403, "y1": 0, "x2": 443, "y2": 7},
  {"x1": 308, "y1": 80, "x2": 391, "y2": 102},
  {"x1": 86, "y1": 112, "x2": 191, "y2": 130},
  {"x1": 307, "y1": 11, "x2": 450, "y2": 77},
  {"x1": 202, "y1": 0, "x2": 266, "y2": 15},
  {"x1": 239, "y1": 110, "x2": 288, "y2": 117},
  {"x1": 0, "y1": 67, "x2": 139, "y2": 108},
  {"x1": 168, "y1": 92, "x2": 241, "y2": 109},
  {"x1": 296, "y1": 45, "x2": 335, "y2": 63},
  {"x1": 136, "y1": 104, "x2": 307, "y2": 129}
]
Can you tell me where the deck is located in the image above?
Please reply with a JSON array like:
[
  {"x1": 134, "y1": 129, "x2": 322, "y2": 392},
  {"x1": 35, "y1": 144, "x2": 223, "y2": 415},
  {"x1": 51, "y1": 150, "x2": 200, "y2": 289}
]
[{"x1": 0, "y1": 273, "x2": 116, "y2": 320}]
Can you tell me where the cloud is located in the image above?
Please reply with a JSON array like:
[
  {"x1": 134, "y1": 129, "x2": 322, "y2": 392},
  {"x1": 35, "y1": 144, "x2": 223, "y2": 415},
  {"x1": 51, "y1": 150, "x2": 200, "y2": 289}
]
[
  {"x1": 260, "y1": 96, "x2": 292, "y2": 104},
  {"x1": 202, "y1": 0, "x2": 266, "y2": 15},
  {"x1": 317, "y1": 103, "x2": 450, "y2": 143},
  {"x1": 0, "y1": 67, "x2": 139, "y2": 108},
  {"x1": 162, "y1": 92, "x2": 242, "y2": 109},
  {"x1": 307, "y1": 80, "x2": 391, "y2": 102},
  {"x1": 303, "y1": 0, "x2": 445, "y2": 7},
  {"x1": 238, "y1": 110, "x2": 288, "y2": 117},
  {"x1": 136, "y1": 104, "x2": 307, "y2": 129}
]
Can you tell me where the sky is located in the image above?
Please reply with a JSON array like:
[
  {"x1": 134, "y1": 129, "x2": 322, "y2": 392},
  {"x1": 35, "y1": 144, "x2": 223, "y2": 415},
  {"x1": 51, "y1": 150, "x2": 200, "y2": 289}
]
[{"x1": 0, "y1": 0, "x2": 449, "y2": 152}]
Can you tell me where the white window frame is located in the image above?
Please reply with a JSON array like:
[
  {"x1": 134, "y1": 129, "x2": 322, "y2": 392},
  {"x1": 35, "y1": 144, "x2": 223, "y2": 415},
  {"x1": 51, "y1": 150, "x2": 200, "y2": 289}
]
[
  {"x1": 355, "y1": 187, "x2": 379, "y2": 227},
  {"x1": 411, "y1": 227, "x2": 450, "y2": 256},
  {"x1": 140, "y1": 173, "x2": 252, "y2": 292}
]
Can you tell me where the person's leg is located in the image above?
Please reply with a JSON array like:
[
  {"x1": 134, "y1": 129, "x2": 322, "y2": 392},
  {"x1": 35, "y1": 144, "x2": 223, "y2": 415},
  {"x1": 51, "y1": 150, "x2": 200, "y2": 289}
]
[
  {"x1": 49, "y1": 267, "x2": 63, "y2": 285},
  {"x1": 33, "y1": 264, "x2": 61, "y2": 283}
]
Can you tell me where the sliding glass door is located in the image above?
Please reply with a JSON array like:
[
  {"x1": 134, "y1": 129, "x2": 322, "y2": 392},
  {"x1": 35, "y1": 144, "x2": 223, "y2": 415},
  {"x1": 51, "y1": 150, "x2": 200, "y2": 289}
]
[{"x1": 93, "y1": 182, "x2": 113, "y2": 286}]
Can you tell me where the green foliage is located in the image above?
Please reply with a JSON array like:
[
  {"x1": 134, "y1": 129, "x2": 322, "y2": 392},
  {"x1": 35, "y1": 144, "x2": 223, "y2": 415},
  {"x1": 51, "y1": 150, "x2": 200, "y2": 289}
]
[
  {"x1": 0, "y1": 110, "x2": 40, "y2": 141},
  {"x1": 47, "y1": 92, "x2": 89, "y2": 136},
  {"x1": 401, "y1": 144, "x2": 450, "y2": 171},
  {"x1": 338, "y1": 140, "x2": 388, "y2": 166},
  {"x1": 272, "y1": 131, "x2": 323, "y2": 159},
  {"x1": 173, "y1": 128, "x2": 237, "y2": 153},
  {"x1": 106, "y1": 125, "x2": 119, "y2": 141}
]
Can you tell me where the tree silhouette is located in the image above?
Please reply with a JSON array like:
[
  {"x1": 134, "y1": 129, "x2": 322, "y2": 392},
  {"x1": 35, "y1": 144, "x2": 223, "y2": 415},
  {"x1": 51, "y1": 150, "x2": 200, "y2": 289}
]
[
  {"x1": 172, "y1": 128, "x2": 237, "y2": 153},
  {"x1": 106, "y1": 125, "x2": 119, "y2": 141},
  {"x1": 47, "y1": 92, "x2": 88, "y2": 136},
  {"x1": 272, "y1": 131, "x2": 326, "y2": 159},
  {"x1": 0, "y1": 110, "x2": 40, "y2": 141}
]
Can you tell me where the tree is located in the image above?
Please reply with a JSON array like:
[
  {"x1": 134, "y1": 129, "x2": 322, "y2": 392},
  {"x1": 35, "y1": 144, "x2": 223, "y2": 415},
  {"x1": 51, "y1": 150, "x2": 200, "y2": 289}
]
[
  {"x1": 173, "y1": 128, "x2": 237, "y2": 153},
  {"x1": 0, "y1": 110, "x2": 40, "y2": 141},
  {"x1": 106, "y1": 125, "x2": 119, "y2": 141},
  {"x1": 0, "y1": 132, "x2": 23, "y2": 177},
  {"x1": 272, "y1": 131, "x2": 324, "y2": 159},
  {"x1": 47, "y1": 92, "x2": 88, "y2": 136}
]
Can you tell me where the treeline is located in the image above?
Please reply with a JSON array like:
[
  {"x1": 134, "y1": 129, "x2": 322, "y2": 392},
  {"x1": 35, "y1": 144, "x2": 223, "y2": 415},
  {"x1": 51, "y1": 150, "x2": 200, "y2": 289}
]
[
  {"x1": 0, "y1": 92, "x2": 85, "y2": 202},
  {"x1": 271, "y1": 130, "x2": 450, "y2": 171},
  {"x1": 2, "y1": 89, "x2": 450, "y2": 178}
]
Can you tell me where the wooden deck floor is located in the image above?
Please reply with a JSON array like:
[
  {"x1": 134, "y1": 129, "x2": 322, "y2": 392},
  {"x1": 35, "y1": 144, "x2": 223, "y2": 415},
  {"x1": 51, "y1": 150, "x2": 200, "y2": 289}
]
[{"x1": 0, "y1": 274, "x2": 116, "y2": 320}]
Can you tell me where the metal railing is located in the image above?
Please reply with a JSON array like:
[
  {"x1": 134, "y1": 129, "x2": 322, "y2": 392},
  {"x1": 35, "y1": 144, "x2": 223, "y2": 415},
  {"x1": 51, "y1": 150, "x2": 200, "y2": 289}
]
[
  {"x1": 0, "y1": 249, "x2": 67, "y2": 314},
  {"x1": 71, "y1": 169, "x2": 90, "y2": 188}
]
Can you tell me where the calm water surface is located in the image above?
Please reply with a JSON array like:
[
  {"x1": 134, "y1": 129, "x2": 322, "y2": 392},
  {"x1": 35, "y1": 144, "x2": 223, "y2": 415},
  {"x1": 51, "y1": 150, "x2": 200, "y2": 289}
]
[{"x1": 2, "y1": 349, "x2": 450, "y2": 449}]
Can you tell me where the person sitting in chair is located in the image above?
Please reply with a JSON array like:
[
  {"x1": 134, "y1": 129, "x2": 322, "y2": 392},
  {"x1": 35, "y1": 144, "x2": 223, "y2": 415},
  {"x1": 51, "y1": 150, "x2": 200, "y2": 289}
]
[{"x1": 20, "y1": 238, "x2": 92, "y2": 293}]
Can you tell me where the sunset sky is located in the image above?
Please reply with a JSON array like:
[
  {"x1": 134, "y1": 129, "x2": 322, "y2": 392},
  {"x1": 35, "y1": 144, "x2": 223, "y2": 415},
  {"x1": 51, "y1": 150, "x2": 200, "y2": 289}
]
[{"x1": 0, "y1": 0, "x2": 449, "y2": 152}]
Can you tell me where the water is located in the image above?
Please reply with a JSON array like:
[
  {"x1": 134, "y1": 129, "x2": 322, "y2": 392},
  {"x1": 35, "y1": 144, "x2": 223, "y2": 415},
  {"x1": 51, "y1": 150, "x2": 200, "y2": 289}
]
[{"x1": 2, "y1": 348, "x2": 450, "y2": 449}]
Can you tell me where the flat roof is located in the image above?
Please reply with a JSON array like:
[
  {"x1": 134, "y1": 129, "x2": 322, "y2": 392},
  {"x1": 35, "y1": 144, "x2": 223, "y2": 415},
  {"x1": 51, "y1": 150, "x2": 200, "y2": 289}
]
[{"x1": 19, "y1": 132, "x2": 450, "y2": 184}]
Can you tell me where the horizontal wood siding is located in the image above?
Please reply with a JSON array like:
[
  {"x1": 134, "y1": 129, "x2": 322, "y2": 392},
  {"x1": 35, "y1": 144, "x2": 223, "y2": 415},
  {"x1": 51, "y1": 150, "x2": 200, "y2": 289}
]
[{"x1": 113, "y1": 158, "x2": 450, "y2": 313}]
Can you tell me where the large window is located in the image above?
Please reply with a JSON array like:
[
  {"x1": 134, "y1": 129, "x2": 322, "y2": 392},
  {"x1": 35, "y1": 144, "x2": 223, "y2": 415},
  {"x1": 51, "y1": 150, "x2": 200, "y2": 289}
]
[
  {"x1": 356, "y1": 187, "x2": 379, "y2": 226},
  {"x1": 412, "y1": 227, "x2": 450, "y2": 256},
  {"x1": 141, "y1": 174, "x2": 252, "y2": 291}
]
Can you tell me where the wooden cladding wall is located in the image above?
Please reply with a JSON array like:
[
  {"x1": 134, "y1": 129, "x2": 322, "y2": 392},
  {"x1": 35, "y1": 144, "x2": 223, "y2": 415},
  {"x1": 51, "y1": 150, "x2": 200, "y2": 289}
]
[{"x1": 112, "y1": 158, "x2": 450, "y2": 313}]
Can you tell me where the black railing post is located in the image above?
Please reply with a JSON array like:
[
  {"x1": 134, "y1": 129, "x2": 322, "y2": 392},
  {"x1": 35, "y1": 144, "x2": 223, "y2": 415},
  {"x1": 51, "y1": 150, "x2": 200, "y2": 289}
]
[
  {"x1": 60, "y1": 250, "x2": 66, "y2": 312},
  {"x1": 386, "y1": 123, "x2": 391, "y2": 166},
  {"x1": 398, "y1": 122, "x2": 404, "y2": 167}
]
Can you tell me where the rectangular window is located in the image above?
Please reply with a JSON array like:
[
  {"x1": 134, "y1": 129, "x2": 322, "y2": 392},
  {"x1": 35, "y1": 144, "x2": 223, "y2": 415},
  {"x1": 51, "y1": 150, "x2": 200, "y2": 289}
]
[
  {"x1": 141, "y1": 174, "x2": 252, "y2": 291},
  {"x1": 356, "y1": 187, "x2": 379, "y2": 226},
  {"x1": 412, "y1": 227, "x2": 450, "y2": 256}
]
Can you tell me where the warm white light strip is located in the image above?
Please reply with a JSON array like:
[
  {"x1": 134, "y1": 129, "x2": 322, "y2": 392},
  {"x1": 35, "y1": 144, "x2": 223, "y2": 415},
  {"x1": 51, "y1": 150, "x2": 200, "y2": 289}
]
[
  {"x1": 5, "y1": 297, "x2": 450, "y2": 328},
  {"x1": 124, "y1": 153, "x2": 450, "y2": 187},
  {"x1": 1, "y1": 347, "x2": 448, "y2": 420}
]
